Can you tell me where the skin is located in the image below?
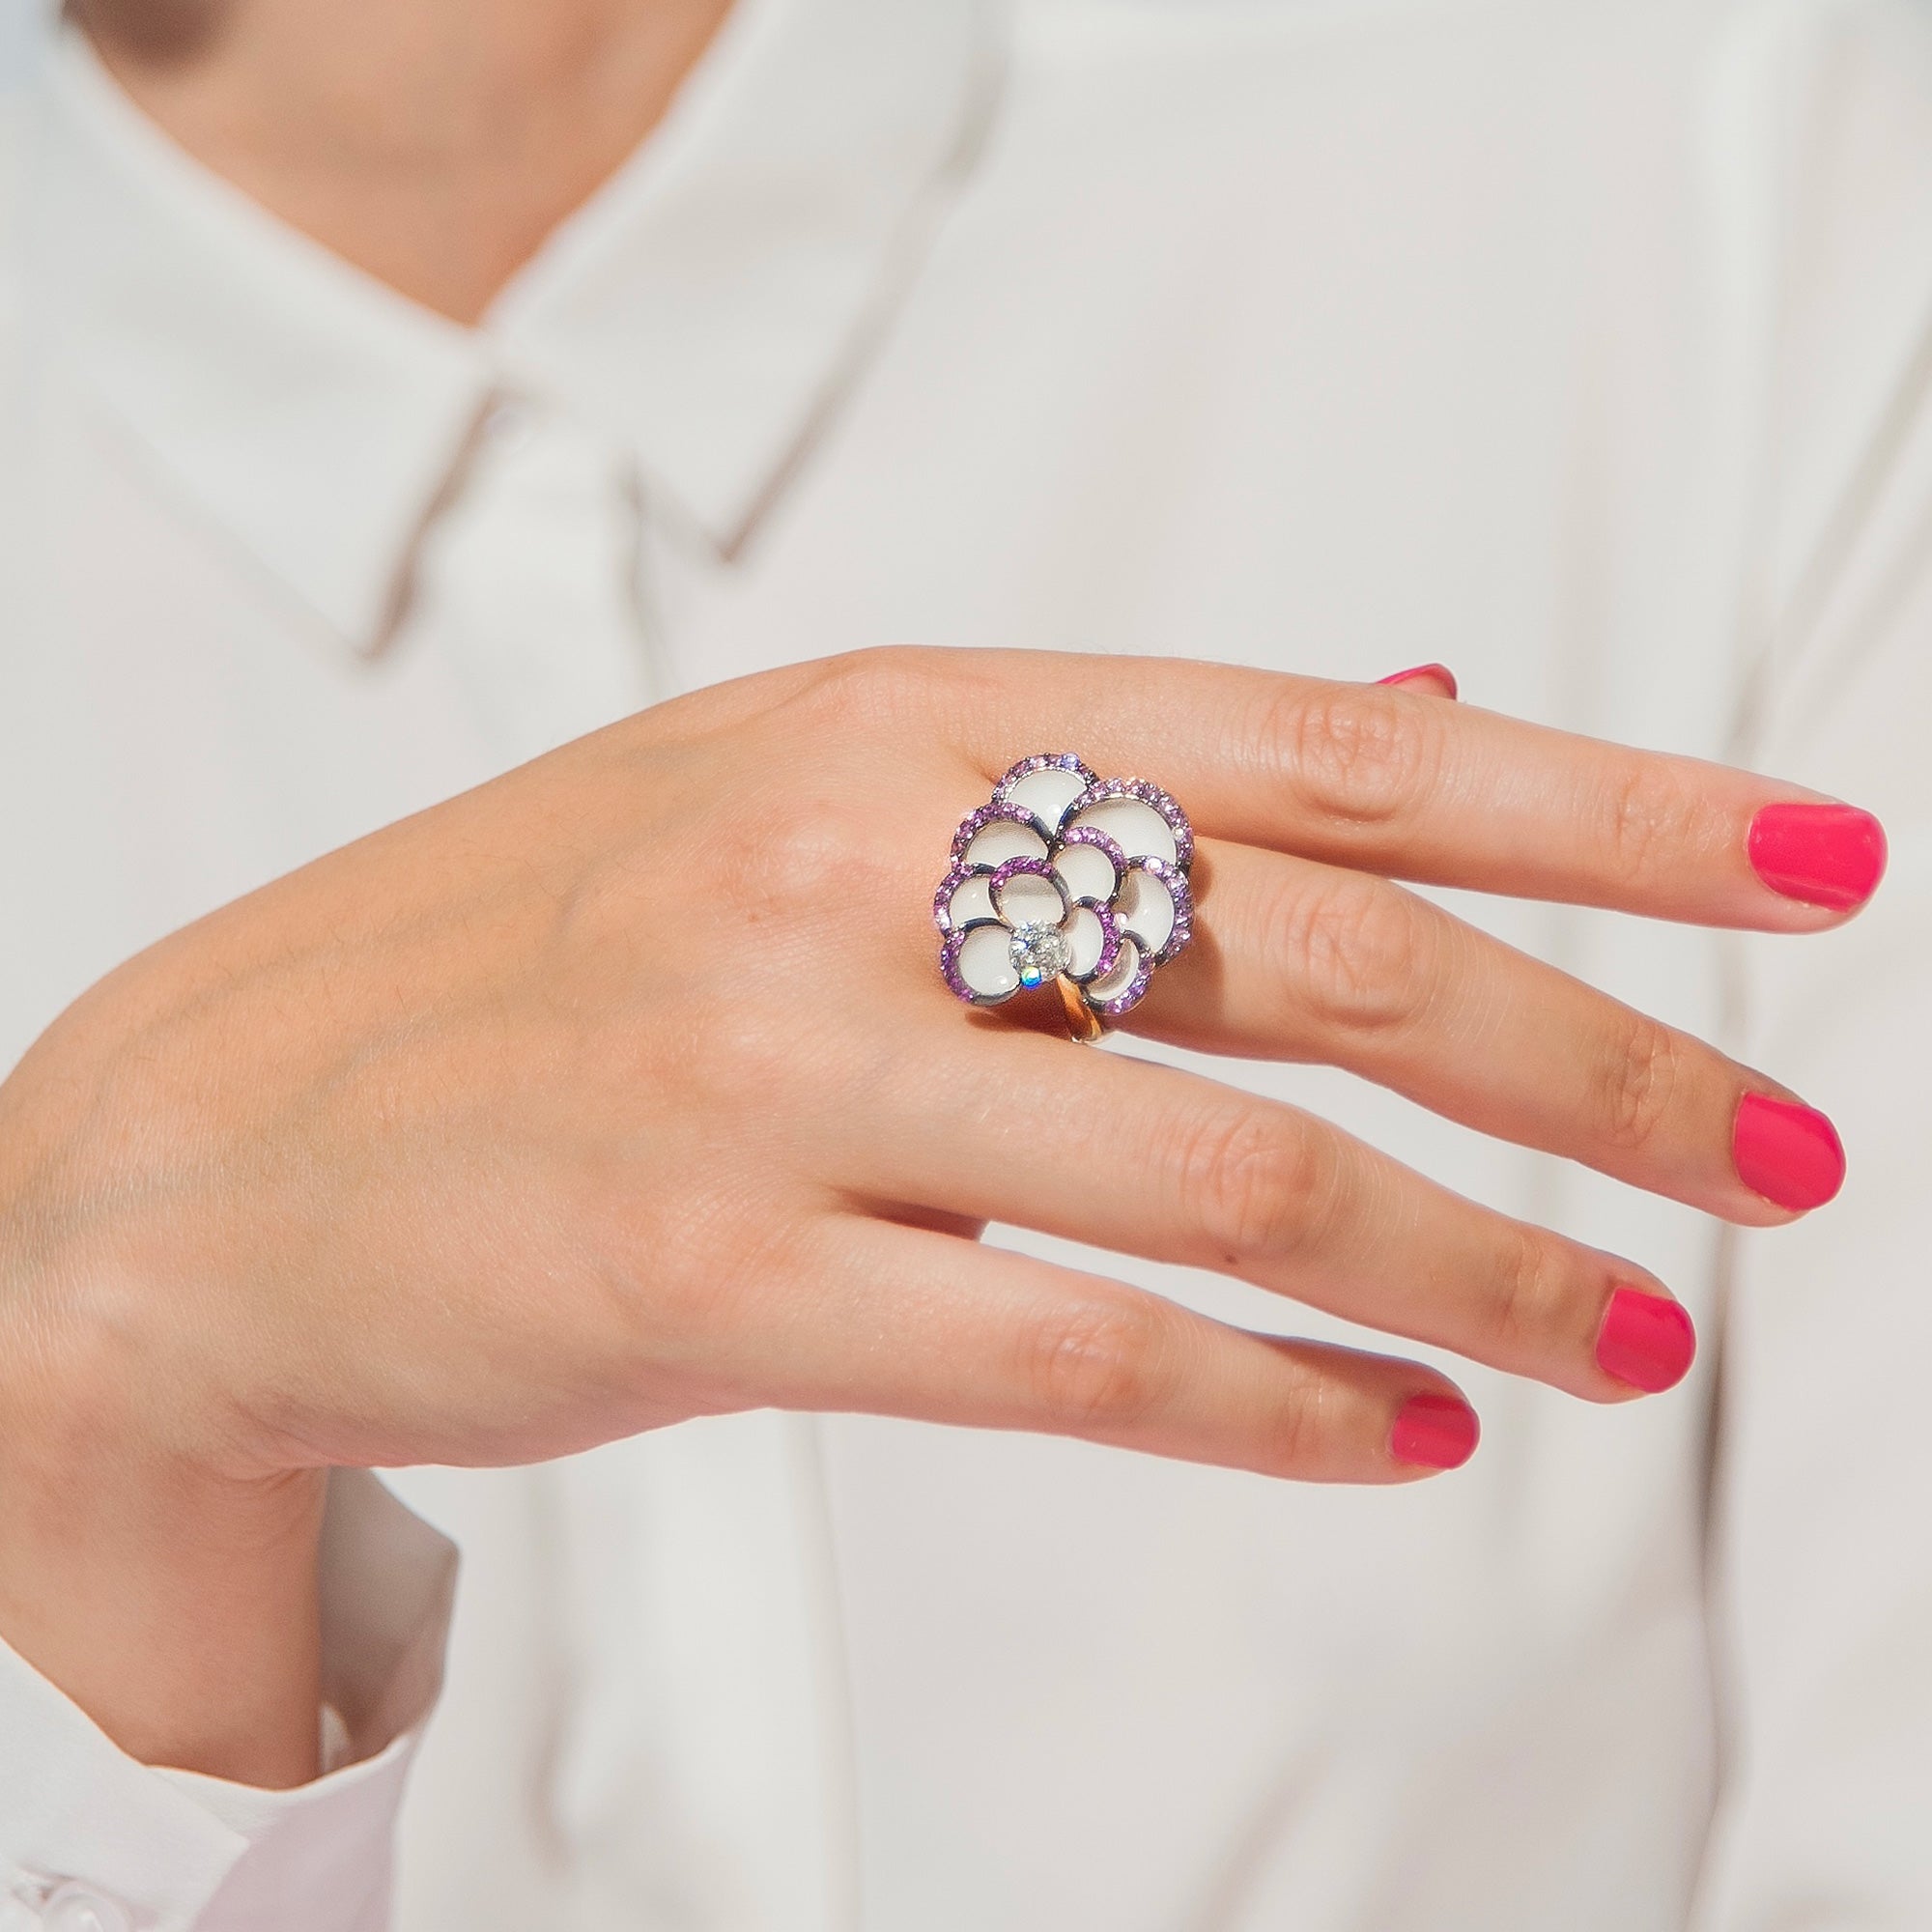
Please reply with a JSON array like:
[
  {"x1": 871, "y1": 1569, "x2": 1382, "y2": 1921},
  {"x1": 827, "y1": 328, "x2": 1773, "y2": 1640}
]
[
  {"x1": 0, "y1": 7, "x2": 1876, "y2": 1796},
  {"x1": 71, "y1": 0, "x2": 738, "y2": 323},
  {"x1": 0, "y1": 649, "x2": 1872, "y2": 1787}
]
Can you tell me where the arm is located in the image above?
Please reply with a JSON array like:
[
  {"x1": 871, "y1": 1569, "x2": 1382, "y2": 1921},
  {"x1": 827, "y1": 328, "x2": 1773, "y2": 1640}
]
[
  {"x1": 0, "y1": 649, "x2": 1880, "y2": 1912},
  {"x1": 0, "y1": 1470, "x2": 451, "y2": 1931}
]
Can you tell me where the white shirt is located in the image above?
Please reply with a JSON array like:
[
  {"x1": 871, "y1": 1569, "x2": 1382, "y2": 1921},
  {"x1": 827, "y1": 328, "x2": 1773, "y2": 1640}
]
[{"x1": 2, "y1": 2, "x2": 1931, "y2": 1928}]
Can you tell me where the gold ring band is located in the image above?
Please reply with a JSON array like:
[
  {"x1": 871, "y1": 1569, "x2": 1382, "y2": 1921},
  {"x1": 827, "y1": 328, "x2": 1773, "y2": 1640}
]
[{"x1": 1056, "y1": 974, "x2": 1106, "y2": 1044}]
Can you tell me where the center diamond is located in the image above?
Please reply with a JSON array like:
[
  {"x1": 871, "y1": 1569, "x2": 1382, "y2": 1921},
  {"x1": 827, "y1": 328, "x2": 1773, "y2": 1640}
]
[{"x1": 1009, "y1": 922, "x2": 1071, "y2": 989}]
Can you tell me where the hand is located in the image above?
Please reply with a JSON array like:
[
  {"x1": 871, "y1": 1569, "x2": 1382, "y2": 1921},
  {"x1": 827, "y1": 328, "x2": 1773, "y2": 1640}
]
[{"x1": 0, "y1": 648, "x2": 1882, "y2": 1779}]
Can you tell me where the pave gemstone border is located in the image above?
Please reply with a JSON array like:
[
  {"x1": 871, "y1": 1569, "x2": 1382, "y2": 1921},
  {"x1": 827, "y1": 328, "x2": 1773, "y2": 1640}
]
[
  {"x1": 936, "y1": 753, "x2": 1195, "y2": 1028},
  {"x1": 987, "y1": 855, "x2": 1070, "y2": 928},
  {"x1": 1063, "y1": 777, "x2": 1195, "y2": 870},
  {"x1": 1054, "y1": 825, "x2": 1129, "y2": 904},
  {"x1": 1064, "y1": 900, "x2": 1123, "y2": 987},
  {"x1": 1131, "y1": 855, "x2": 1195, "y2": 966},
  {"x1": 995, "y1": 751, "x2": 1099, "y2": 799},
  {"x1": 950, "y1": 800, "x2": 1052, "y2": 863},
  {"x1": 1085, "y1": 939, "x2": 1155, "y2": 1019},
  {"x1": 939, "y1": 918, "x2": 1011, "y2": 1006}
]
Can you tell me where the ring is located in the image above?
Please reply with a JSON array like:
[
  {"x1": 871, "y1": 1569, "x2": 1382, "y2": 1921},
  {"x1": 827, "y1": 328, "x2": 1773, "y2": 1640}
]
[{"x1": 934, "y1": 753, "x2": 1196, "y2": 1041}]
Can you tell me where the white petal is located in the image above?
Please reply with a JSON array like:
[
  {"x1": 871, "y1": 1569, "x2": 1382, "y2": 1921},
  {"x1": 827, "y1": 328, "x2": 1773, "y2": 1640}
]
[
  {"x1": 1053, "y1": 841, "x2": 1118, "y2": 905},
  {"x1": 1002, "y1": 765, "x2": 1090, "y2": 830},
  {"x1": 1063, "y1": 905, "x2": 1108, "y2": 978},
  {"x1": 1085, "y1": 935, "x2": 1143, "y2": 1004},
  {"x1": 960, "y1": 820, "x2": 1050, "y2": 869},
  {"x1": 991, "y1": 869, "x2": 1067, "y2": 928},
  {"x1": 1115, "y1": 867, "x2": 1176, "y2": 954},
  {"x1": 954, "y1": 924, "x2": 1019, "y2": 999},
  {"x1": 1065, "y1": 797, "x2": 1178, "y2": 865},
  {"x1": 943, "y1": 874, "x2": 996, "y2": 928}
]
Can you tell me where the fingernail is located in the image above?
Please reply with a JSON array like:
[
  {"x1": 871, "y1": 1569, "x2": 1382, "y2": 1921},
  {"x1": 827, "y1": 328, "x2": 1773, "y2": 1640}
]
[
  {"x1": 1594, "y1": 1287, "x2": 1696, "y2": 1394},
  {"x1": 1747, "y1": 802, "x2": 1887, "y2": 911},
  {"x1": 1389, "y1": 1393, "x2": 1481, "y2": 1469},
  {"x1": 1377, "y1": 662, "x2": 1459, "y2": 698},
  {"x1": 1733, "y1": 1092, "x2": 1845, "y2": 1211}
]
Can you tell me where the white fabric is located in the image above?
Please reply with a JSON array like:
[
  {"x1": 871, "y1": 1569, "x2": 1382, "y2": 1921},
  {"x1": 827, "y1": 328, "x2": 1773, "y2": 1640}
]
[
  {"x1": 0, "y1": 1474, "x2": 451, "y2": 1932},
  {"x1": 1, "y1": 0, "x2": 1929, "y2": 1927}
]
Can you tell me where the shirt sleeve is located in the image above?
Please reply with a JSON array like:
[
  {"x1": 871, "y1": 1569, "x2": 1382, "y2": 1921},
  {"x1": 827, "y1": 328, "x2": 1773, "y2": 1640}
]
[
  {"x1": 1693, "y1": 5, "x2": 1932, "y2": 1923},
  {"x1": 0, "y1": 1470, "x2": 455, "y2": 1932}
]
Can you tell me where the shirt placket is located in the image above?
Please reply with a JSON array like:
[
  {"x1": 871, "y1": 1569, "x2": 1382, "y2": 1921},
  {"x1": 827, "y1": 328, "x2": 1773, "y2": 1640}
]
[{"x1": 406, "y1": 391, "x2": 665, "y2": 767}]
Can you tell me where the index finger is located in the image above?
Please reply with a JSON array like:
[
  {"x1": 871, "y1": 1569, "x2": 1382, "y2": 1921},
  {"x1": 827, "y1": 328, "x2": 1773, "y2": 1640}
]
[{"x1": 927, "y1": 649, "x2": 1885, "y2": 929}]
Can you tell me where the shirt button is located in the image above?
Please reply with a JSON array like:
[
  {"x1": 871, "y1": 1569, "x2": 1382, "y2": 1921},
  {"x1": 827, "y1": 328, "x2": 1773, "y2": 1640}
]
[{"x1": 40, "y1": 1886, "x2": 131, "y2": 1932}]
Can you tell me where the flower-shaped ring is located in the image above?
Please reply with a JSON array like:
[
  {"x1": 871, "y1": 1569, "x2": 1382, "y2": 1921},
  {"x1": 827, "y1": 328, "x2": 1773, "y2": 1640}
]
[{"x1": 934, "y1": 753, "x2": 1196, "y2": 1041}]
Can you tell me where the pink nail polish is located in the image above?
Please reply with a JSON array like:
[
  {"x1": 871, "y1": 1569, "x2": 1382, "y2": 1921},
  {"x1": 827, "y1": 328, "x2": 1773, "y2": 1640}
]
[
  {"x1": 1734, "y1": 1092, "x2": 1845, "y2": 1211},
  {"x1": 1389, "y1": 1393, "x2": 1480, "y2": 1469},
  {"x1": 1747, "y1": 803, "x2": 1887, "y2": 911},
  {"x1": 1376, "y1": 663, "x2": 1459, "y2": 698},
  {"x1": 1594, "y1": 1288, "x2": 1696, "y2": 1394}
]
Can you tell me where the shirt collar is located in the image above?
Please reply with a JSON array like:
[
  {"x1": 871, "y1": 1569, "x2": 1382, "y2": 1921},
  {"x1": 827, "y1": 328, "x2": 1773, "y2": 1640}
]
[{"x1": 29, "y1": 0, "x2": 993, "y2": 652}]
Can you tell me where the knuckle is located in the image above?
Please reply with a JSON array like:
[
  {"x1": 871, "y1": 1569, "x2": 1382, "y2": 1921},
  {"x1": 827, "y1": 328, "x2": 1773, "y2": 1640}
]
[
  {"x1": 1487, "y1": 1224, "x2": 1569, "y2": 1354},
  {"x1": 1175, "y1": 1107, "x2": 1332, "y2": 1264},
  {"x1": 1268, "y1": 685, "x2": 1439, "y2": 829},
  {"x1": 1603, "y1": 764, "x2": 1700, "y2": 888},
  {"x1": 1262, "y1": 1374, "x2": 1330, "y2": 1477},
  {"x1": 1271, "y1": 870, "x2": 1434, "y2": 1035},
  {"x1": 720, "y1": 789, "x2": 884, "y2": 922},
  {"x1": 594, "y1": 1181, "x2": 809, "y2": 1360},
  {"x1": 795, "y1": 644, "x2": 947, "y2": 729},
  {"x1": 0, "y1": 1236, "x2": 136, "y2": 1440},
  {"x1": 1593, "y1": 1009, "x2": 1682, "y2": 1153},
  {"x1": 696, "y1": 1001, "x2": 862, "y2": 1129},
  {"x1": 1022, "y1": 1294, "x2": 1176, "y2": 1430},
  {"x1": 647, "y1": 988, "x2": 799, "y2": 1133},
  {"x1": 697, "y1": 1000, "x2": 788, "y2": 1098}
]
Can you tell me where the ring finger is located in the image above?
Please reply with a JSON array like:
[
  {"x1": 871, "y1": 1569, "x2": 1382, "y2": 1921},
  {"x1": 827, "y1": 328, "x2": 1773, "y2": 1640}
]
[{"x1": 838, "y1": 1033, "x2": 1698, "y2": 1404}]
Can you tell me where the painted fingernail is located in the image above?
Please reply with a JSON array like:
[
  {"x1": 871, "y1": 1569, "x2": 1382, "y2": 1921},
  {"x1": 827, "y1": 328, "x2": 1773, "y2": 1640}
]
[
  {"x1": 1390, "y1": 1393, "x2": 1481, "y2": 1469},
  {"x1": 1747, "y1": 803, "x2": 1887, "y2": 911},
  {"x1": 1377, "y1": 662, "x2": 1460, "y2": 698},
  {"x1": 1595, "y1": 1287, "x2": 1696, "y2": 1393},
  {"x1": 1733, "y1": 1092, "x2": 1845, "y2": 1211}
]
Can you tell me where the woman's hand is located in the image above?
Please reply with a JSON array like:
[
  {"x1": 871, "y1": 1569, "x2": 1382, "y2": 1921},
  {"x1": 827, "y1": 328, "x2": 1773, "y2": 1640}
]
[{"x1": 0, "y1": 648, "x2": 1883, "y2": 1781}]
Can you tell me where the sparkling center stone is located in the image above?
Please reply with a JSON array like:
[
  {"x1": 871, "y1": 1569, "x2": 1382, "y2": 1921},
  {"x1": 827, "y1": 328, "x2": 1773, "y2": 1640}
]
[{"x1": 1009, "y1": 922, "x2": 1071, "y2": 989}]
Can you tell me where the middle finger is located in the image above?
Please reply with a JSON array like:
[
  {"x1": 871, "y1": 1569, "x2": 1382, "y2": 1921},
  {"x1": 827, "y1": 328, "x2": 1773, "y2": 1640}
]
[{"x1": 1128, "y1": 838, "x2": 1844, "y2": 1223}]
